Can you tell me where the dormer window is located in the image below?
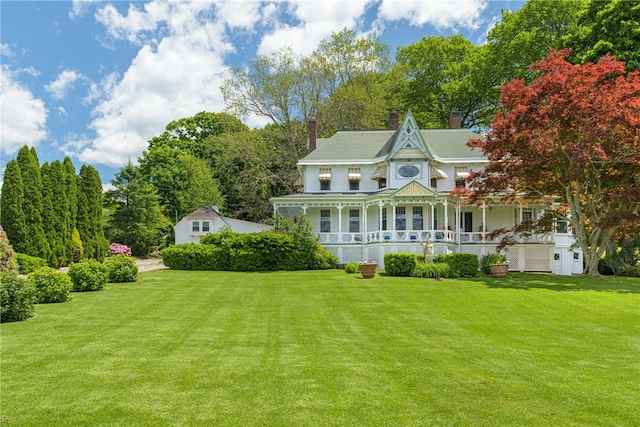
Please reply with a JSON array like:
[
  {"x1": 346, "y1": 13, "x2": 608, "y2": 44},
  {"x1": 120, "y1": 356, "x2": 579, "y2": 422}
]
[{"x1": 455, "y1": 167, "x2": 469, "y2": 188}]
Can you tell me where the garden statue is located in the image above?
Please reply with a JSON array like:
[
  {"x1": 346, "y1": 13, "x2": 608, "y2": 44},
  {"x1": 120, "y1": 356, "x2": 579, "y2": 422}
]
[{"x1": 420, "y1": 239, "x2": 435, "y2": 263}]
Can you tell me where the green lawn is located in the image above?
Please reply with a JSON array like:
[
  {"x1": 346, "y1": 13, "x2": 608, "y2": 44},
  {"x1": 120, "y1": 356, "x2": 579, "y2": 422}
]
[{"x1": 1, "y1": 270, "x2": 639, "y2": 426}]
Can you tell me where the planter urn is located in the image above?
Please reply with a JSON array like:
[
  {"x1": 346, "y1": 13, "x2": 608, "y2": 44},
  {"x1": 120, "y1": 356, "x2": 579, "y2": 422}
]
[
  {"x1": 489, "y1": 263, "x2": 509, "y2": 278},
  {"x1": 359, "y1": 262, "x2": 377, "y2": 279}
]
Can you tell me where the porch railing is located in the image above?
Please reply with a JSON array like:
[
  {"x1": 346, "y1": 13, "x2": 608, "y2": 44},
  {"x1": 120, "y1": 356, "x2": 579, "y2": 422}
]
[{"x1": 317, "y1": 230, "x2": 553, "y2": 245}]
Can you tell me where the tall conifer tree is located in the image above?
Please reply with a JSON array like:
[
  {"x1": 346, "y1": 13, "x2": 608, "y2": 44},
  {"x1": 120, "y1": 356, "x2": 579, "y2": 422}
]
[
  {"x1": 16, "y1": 146, "x2": 51, "y2": 260},
  {"x1": 41, "y1": 162, "x2": 67, "y2": 267},
  {"x1": 77, "y1": 165, "x2": 108, "y2": 260},
  {"x1": 50, "y1": 160, "x2": 73, "y2": 265},
  {"x1": 0, "y1": 160, "x2": 28, "y2": 252},
  {"x1": 63, "y1": 157, "x2": 80, "y2": 259}
]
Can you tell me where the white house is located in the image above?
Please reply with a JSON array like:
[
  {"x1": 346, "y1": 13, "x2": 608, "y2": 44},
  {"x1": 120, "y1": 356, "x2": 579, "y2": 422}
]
[
  {"x1": 270, "y1": 112, "x2": 583, "y2": 275},
  {"x1": 174, "y1": 205, "x2": 272, "y2": 244}
]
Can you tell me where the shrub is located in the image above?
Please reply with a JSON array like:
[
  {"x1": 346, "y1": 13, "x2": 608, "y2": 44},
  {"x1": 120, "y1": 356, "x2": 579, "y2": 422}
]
[
  {"x1": 412, "y1": 262, "x2": 459, "y2": 279},
  {"x1": 107, "y1": 243, "x2": 132, "y2": 257},
  {"x1": 28, "y1": 267, "x2": 72, "y2": 303},
  {"x1": 104, "y1": 254, "x2": 138, "y2": 283},
  {"x1": 384, "y1": 253, "x2": 419, "y2": 276},
  {"x1": 162, "y1": 244, "x2": 228, "y2": 271},
  {"x1": 16, "y1": 253, "x2": 48, "y2": 275},
  {"x1": 480, "y1": 253, "x2": 508, "y2": 274},
  {"x1": 0, "y1": 272, "x2": 36, "y2": 322},
  {"x1": 621, "y1": 264, "x2": 640, "y2": 277},
  {"x1": 68, "y1": 259, "x2": 109, "y2": 291},
  {"x1": 435, "y1": 253, "x2": 479, "y2": 277},
  {"x1": 0, "y1": 226, "x2": 18, "y2": 273},
  {"x1": 344, "y1": 261, "x2": 359, "y2": 274}
]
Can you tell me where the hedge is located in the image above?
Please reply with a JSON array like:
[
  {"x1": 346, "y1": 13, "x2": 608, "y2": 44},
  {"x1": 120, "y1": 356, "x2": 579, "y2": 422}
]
[
  {"x1": 384, "y1": 253, "x2": 420, "y2": 276},
  {"x1": 16, "y1": 253, "x2": 48, "y2": 275},
  {"x1": 412, "y1": 262, "x2": 458, "y2": 279},
  {"x1": 434, "y1": 253, "x2": 479, "y2": 277}
]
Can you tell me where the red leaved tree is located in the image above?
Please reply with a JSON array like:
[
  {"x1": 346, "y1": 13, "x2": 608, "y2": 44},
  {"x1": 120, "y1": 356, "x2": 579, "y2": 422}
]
[{"x1": 466, "y1": 50, "x2": 640, "y2": 276}]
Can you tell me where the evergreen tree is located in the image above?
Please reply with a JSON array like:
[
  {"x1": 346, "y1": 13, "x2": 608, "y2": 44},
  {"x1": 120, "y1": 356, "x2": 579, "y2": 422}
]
[
  {"x1": 77, "y1": 165, "x2": 108, "y2": 261},
  {"x1": 16, "y1": 146, "x2": 51, "y2": 260},
  {"x1": 0, "y1": 160, "x2": 28, "y2": 253},
  {"x1": 63, "y1": 157, "x2": 80, "y2": 260},
  {"x1": 105, "y1": 162, "x2": 170, "y2": 256},
  {"x1": 41, "y1": 162, "x2": 67, "y2": 267},
  {"x1": 50, "y1": 160, "x2": 74, "y2": 266}
]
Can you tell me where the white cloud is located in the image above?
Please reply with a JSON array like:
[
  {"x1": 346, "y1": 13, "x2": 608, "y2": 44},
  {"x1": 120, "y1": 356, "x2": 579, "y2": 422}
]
[
  {"x1": 0, "y1": 65, "x2": 48, "y2": 155},
  {"x1": 76, "y1": 1, "x2": 234, "y2": 166},
  {"x1": 0, "y1": 43, "x2": 14, "y2": 57},
  {"x1": 257, "y1": 0, "x2": 371, "y2": 56},
  {"x1": 378, "y1": 0, "x2": 486, "y2": 30},
  {"x1": 45, "y1": 69, "x2": 81, "y2": 100}
]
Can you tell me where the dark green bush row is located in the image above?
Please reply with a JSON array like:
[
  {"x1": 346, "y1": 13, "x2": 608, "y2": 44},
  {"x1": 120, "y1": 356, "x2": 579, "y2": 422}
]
[
  {"x1": 68, "y1": 259, "x2": 109, "y2": 291},
  {"x1": 16, "y1": 253, "x2": 48, "y2": 275},
  {"x1": 104, "y1": 255, "x2": 138, "y2": 283},
  {"x1": 434, "y1": 253, "x2": 479, "y2": 277},
  {"x1": 164, "y1": 231, "x2": 337, "y2": 272},
  {"x1": 412, "y1": 262, "x2": 459, "y2": 279},
  {"x1": 28, "y1": 267, "x2": 72, "y2": 303},
  {"x1": 480, "y1": 253, "x2": 508, "y2": 274},
  {"x1": 384, "y1": 253, "x2": 421, "y2": 276},
  {"x1": 0, "y1": 272, "x2": 36, "y2": 322}
]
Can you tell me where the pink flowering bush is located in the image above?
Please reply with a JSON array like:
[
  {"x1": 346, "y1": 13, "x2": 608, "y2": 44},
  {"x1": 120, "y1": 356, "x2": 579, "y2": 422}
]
[
  {"x1": 107, "y1": 243, "x2": 132, "y2": 257},
  {"x1": 0, "y1": 227, "x2": 18, "y2": 273}
]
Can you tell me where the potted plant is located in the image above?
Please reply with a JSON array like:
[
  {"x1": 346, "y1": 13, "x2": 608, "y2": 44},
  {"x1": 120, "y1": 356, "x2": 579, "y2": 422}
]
[
  {"x1": 481, "y1": 253, "x2": 509, "y2": 278},
  {"x1": 358, "y1": 261, "x2": 377, "y2": 279}
]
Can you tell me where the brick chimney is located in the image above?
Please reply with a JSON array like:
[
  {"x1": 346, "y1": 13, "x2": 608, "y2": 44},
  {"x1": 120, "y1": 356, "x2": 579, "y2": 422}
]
[
  {"x1": 308, "y1": 116, "x2": 317, "y2": 152},
  {"x1": 449, "y1": 111, "x2": 462, "y2": 129},
  {"x1": 388, "y1": 112, "x2": 399, "y2": 130}
]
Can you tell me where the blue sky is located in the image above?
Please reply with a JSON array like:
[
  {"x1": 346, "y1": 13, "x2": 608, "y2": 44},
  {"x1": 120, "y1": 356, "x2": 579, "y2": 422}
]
[{"x1": 1, "y1": 0, "x2": 525, "y2": 187}]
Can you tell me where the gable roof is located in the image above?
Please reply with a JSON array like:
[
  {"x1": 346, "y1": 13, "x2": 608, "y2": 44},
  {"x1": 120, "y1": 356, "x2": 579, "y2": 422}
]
[{"x1": 300, "y1": 114, "x2": 485, "y2": 164}]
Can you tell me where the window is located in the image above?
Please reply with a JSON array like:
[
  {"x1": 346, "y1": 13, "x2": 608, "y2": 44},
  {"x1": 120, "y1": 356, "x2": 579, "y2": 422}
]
[
  {"x1": 378, "y1": 178, "x2": 387, "y2": 189},
  {"x1": 320, "y1": 210, "x2": 331, "y2": 233},
  {"x1": 382, "y1": 207, "x2": 387, "y2": 231},
  {"x1": 192, "y1": 221, "x2": 200, "y2": 232},
  {"x1": 396, "y1": 207, "x2": 406, "y2": 230},
  {"x1": 319, "y1": 168, "x2": 331, "y2": 191},
  {"x1": 556, "y1": 220, "x2": 568, "y2": 234},
  {"x1": 348, "y1": 168, "x2": 361, "y2": 191},
  {"x1": 413, "y1": 207, "x2": 423, "y2": 230},
  {"x1": 202, "y1": 221, "x2": 210, "y2": 232},
  {"x1": 431, "y1": 177, "x2": 437, "y2": 188},
  {"x1": 349, "y1": 210, "x2": 360, "y2": 233},
  {"x1": 455, "y1": 180, "x2": 466, "y2": 188},
  {"x1": 460, "y1": 212, "x2": 473, "y2": 233}
]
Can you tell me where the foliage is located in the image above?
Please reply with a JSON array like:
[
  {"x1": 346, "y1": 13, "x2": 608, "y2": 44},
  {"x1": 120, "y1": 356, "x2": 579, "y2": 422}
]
[
  {"x1": 108, "y1": 243, "x2": 132, "y2": 257},
  {"x1": 161, "y1": 244, "x2": 228, "y2": 271},
  {"x1": 77, "y1": 165, "x2": 108, "y2": 261},
  {"x1": 480, "y1": 253, "x2": 508, "y2": 274},
  {"x1": 466, "y1": 50, "x2": 640, "y2": 276},
  {"x1": 104, "y1": 162, "x2": 171, "y2": 256},
  {"x1": 16, "y1": 253, "x2": 48, "y2": 275},
  {"x1": 566, "y1": 0, "x2": 640, "y2": 71},
  {"x1": 344, "y1": 261, "x2": 359, "y2": 274},
  {"x1": 41, "y1": 162, "x2": 67, "y2": 268},
  {"x1": 103, "y1": 254, "x2": 138, "y2": 283},
  {"x1": 273, "y1": 214, "x2": 337, "y2": 270},
  {"x1": 383, "y1": 253, "x2": 419, "y2": 277},
  {"x1": 0, "y1": 226, "x2": 19, "y2": 273},
  {"x1": 68, "y1": 259, "x2": 109, "y2": 292},
  {"x1": 434, "y1": 253, "x2": 479, "y2": 277},
  {"x1": 0, "y1": 160, "x2": 28, "y2": 254},
  {"x1": 28, "y1": 267, "x2": 72, "y2": 304},
  {"x1": 64, "y1": 157, "x2": 80, "y2": 262},
  {"x1": 0, "y1": 272, "x2": 36, "y2": 322},
  {"x1": 395, "y1": 35, "x2": 492, "y2": 129},
  {"x1": 412, "y1": 262, "x2": 458, "y2": 279},
  {"x1": 71, "y1": 228, "x2": 83, "y2": 262},
  {"x1": 16, "y1": 146, "x2": 51, "y2": 261}
]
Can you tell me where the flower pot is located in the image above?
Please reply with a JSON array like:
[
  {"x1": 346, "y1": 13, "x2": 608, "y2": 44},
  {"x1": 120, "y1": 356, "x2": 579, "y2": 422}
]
[
  {"x1": 359, "y1": 262, "x2": 377, "y2": 279},
  {"x1": 489, "y1": 263, "x2": 509, "y2": 278}
]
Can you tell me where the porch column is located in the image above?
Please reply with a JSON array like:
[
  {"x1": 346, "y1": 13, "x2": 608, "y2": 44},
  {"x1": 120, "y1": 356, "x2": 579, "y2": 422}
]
[
  {"x1": 362, "y1": 202, "x2": 367, "y2": 244},
  {"x1": 482, "y1": 201, "x2": 486, "y2": 243},
  {"x1": 378, "y1": 201, "x2": 384, "y2": 232},
  {"x1": 337, "y1": 204, "x2": 343, "y2": 236},
  {"x1": 444, "y1": 201, "x2": 449, "y2": 238},
  {"x1": 456, "y1": 202, "x2": 461, "y2": 250},
  {"x1": 430, "y1": 201, "x2": 435, "y2": 236}
]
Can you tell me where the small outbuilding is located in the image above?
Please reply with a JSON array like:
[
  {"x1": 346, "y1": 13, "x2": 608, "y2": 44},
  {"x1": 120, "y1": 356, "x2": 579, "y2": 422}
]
[{"x1": 174, "y1": 205, "x2": 272, "y2": 244}]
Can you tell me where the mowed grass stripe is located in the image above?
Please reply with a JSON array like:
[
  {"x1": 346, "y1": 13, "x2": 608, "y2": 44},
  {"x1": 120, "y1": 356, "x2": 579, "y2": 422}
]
[{"x1": 1, "y1": 271, "x2": 639, "y2": 426}]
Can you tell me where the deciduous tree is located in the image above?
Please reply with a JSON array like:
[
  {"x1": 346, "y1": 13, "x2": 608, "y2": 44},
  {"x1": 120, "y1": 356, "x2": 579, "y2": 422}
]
[{"x1": 466, "y1": 51, "x2": 640, "y2": 276}]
